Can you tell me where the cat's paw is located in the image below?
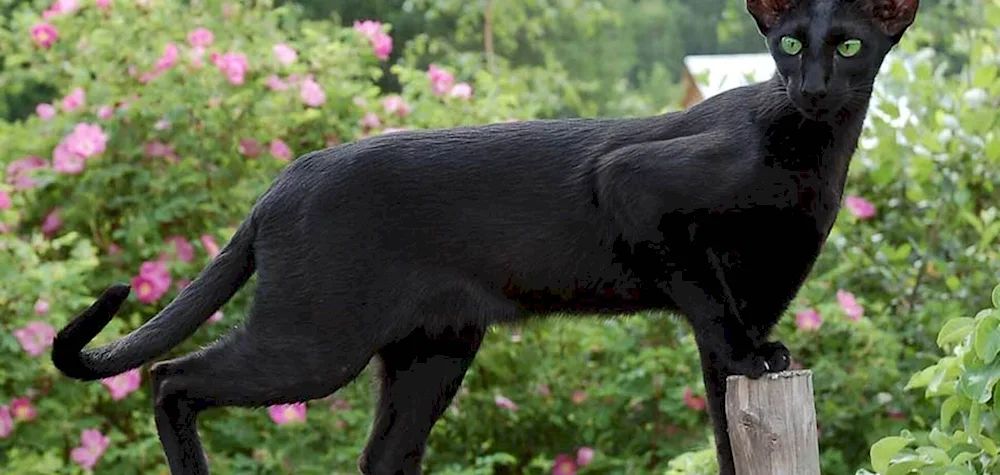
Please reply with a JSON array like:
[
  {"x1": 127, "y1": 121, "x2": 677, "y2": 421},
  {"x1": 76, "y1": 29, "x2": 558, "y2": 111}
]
[
  {"x1": 726, "y1": 352, "x2": 771, "y2": 379},
  {"x1": 757, "y1": 341, "x2": 791, "y2": 374},
  {"x1": 725, "y1": 342, "x2": 791, "y2": 379}
]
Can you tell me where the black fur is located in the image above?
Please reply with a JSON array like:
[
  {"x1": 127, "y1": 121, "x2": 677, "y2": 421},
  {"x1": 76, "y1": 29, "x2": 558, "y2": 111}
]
[{"x1": 50, "y1": 1, "x2": 918, "y2": 473}]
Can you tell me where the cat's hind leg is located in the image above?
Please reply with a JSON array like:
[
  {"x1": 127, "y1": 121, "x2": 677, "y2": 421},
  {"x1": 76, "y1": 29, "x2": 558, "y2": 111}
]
[
  {"x1": 149, "y1": 301, "x2": 379, "y2": 475},
  {"x1": 358, "y1": 325, "x2": 486, "y2": 475}
]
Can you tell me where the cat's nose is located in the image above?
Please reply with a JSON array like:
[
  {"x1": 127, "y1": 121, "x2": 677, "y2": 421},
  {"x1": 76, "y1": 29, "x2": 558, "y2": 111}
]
[{"x1": 800, "y1": 83, "x2": 828, "y2": 100}]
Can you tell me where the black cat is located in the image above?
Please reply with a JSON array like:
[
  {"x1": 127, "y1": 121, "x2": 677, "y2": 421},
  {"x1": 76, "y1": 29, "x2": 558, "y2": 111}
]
[{"x1": 50, "y1": 0, "x2": 918, "y2": 473}]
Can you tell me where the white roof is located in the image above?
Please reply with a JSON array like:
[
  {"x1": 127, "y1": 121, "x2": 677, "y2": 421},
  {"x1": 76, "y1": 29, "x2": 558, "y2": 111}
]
[{"x1": 683, "y1": 53, "x2": 776, "y2": 99}]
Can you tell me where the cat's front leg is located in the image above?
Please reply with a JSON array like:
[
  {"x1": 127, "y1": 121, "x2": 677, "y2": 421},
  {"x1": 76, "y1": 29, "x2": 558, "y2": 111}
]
[{"x1": 667, "y1": 268, "x2": 787, "y2": 475}]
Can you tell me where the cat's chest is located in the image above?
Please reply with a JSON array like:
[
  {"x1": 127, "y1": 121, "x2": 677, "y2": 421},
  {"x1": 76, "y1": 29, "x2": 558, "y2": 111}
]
[{"x1": 720, "y1": 166, "x2": 845, "y2": 265}]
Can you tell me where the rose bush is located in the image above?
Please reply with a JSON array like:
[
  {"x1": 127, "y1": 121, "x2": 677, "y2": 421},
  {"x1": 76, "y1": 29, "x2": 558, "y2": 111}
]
[
  {"x1": 0, "y1": 1, "x2": 703, "y2": 473},
  {"x1": 1, "y1": 1, "x2": 997, "y2": 474}
]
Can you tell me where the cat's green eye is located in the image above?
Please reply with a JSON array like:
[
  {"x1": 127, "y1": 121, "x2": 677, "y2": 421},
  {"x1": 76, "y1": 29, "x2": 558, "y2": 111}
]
[
  {"x1": 837, "y1": 39, "x2": 862, "y2": 57},
  {"x1": 780, "y1": 36, "x2": 803, "y2": 55}
]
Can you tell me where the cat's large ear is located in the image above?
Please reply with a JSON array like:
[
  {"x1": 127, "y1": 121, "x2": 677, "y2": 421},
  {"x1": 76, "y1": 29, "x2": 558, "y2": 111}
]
[
  {"x1": 746, "y1": 0, "x2": 798, "y2": 35},
  {"x1": 865, "y1": 0, "x2": 920, "y2": 39}
]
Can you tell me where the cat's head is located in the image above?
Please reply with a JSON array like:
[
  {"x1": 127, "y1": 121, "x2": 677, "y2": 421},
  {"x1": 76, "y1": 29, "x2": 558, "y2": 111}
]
[{"x1": 747, "y1": 0, "x2": 919, "y2": 120}]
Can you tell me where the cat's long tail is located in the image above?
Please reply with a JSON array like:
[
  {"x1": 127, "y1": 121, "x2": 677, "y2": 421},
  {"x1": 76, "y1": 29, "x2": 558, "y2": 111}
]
[{"x1": 52, "y1": 216, "x2": 257, "y2": 381}]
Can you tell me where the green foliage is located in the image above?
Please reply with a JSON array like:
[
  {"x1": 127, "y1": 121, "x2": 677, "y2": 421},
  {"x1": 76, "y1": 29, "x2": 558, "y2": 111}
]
[{"x1": 860, "y1": 284, "x2": 1000, "y2": 474}]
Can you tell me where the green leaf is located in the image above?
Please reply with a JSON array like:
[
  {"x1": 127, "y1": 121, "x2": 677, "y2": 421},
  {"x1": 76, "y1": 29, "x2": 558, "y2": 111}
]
[
  {"x1": 915, "y1": 446, "x2": 950, "y2": 464},
  {"x1": 977, "y1": 435, "x2": 998, "y2": 457},
  {"x1": 973, "y1": 65, "x2": 998, "y2": 89},
  {"x1": 884, "y1": 454, "x2": 930, "y2": 475},
  {"x1": 993, "y1": 284, "x2": 1000, "y2": 309},
  {"x1": 906, "y1": 364, "x2": 939, "y2": 390},
  {"x1": 929, "y1": 427, "x2": 954, "y2": 451},
  {"x1": 960, "y1": 359, "x2": 1000, "y2": 403},
  {"x1": 974, "y1": 314, "x2": 1000, "y2": 363},
  {"x1": 937, "y1": 318, "x2": 975, "y2": 348},
  {"x1": 967, "y1": 401, "x2": 983, "y2": 436},
  {"x1": 940, "y1": 395, "x2": 963, "y2": 431},
  {"x1": 871, "y1": 436, "x2": 912, "y2": 473}
]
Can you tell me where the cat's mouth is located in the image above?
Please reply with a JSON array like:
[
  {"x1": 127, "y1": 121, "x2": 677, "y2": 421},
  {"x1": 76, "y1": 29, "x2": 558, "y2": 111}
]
[{"x1": 787, "y1": 93, "x2": 844, "y2": 121}]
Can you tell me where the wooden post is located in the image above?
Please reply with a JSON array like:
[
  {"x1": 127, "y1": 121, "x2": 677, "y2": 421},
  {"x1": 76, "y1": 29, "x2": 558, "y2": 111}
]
[{"x1": 725, "y1": 370, "x2": 821, "y2": 475}]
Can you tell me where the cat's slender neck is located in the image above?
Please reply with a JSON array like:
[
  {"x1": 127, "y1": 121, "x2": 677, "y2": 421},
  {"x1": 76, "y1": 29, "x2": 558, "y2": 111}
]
[{"x1": 753, "y1": 74, "x2": 870, "y2": 175}]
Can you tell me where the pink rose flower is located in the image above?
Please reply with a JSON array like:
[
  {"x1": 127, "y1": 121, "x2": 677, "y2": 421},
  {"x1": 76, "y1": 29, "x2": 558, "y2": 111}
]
[
  {"x1": 41, "y1": 209, "x2": 62, "y2": 237},
  {"x1": 36, "y1": 103, "x2": 57, "y2": 120},
  {"x1": 450, "y1": 82, "x2": 473, "y2": 100},
  {"x1": 353, "y1": 20, "x2": 392, "y2": 60},
  {"x1": 165, "y1": 236, "x2": 195, "y2": 262},
  {"x1": 70, "y1": 429, "x2": 110, "y2": 470},
  {"x1": 268, "y1": 403, "x2": 307, "y2": 424},
  {"x1": 131, "y1": 259, "x2": 172, "y2": 304},
  {"x1": 10, "y1": 397, "x2": 37, "y2": 421},
  {"x1": 140, "y1": 42, "x2": 179, "y2": 82},
  {"x1": 45, "y1": 0, "x2": 79, "y2": 18},
  {"x1": 132, "y1": 274, "x2": 163, "y2": 304},
  {"x1": 96, "y1": 105, "x2": 113, "y2": 120},
  {"x1": 53, "y1": 142, "x2": 85, "y2": 174},
  {"x1": 61, "y1": 87, "x2": 86, "y2": 112},
  {"x1": 63, "y1": 123, "x2": 108, "y2": 159},
  {"x1": 360, "y1": 112, "x2": 381, "y2": 130},
  {"x1": 552, "y1": 454, "x2": 577, "y2": 475},
  {"x1": 683, "y1": 386, "x2": 706, "y2": 411},
  {"x1": 576, "y1": 447, "x2": 594, "y2": 467},
  {"x1": 0, "y1": 406, "x2": 12, "y2": 439},
  {"x1": 100, "y1": 368, "x2": 142, "y2": 400},
  {"x1": 34, "y1": 298, "x2": 50, "y2": 315},
  {"x1": 187, "y1": 28, "x2": 213, "y2": 48},
  {"x1": 0, "y1": 190, "x2": 11, "y2": 210},
  {"x1": 382, "y1": 96, "x2": 409, "y2": 117},
  {"x1": 144, "y1": 141, "x2": 178, "y2": 161},
  {"x1": 427, "y1": 64, "x2": 454, "y2": 96},
  {"x1": 270, "y1": 139, "x2": 292, "y2": 161},
  {"x1": 494, "y1": 394, "x2": 518, "y2": 411},
  {"x1": 299, "y1": 77, "x2": 326, "y2": 107},
  {"x1": 845, "y1": 195, "x2": 876, "y2": 220},
  {"x1": 795, "y1": 307, "x2": 823, "y2": 331},
  {"x1": 7, "y1": 156, "x2": 48, "y2": 190},
  {"x1": 266, "y1": 74, "x2": 289, "y2": 91},
  {"x1": 156, "y1": 43, "x2": 179, "y2": 71},
  {"x1": 140, "y1": 259, "x2": 172, "y2": 290},
  {"x1": 570, "y1": 390, "x2": 587, "y2": 405},
  {"x1": 239, "y1": 138, "x2": 262, "y2": 158},
  {"x1": 200, "y1": 234, "x2": 219, "y2": 257},
  {"x1": 837, "y1": 289, "x2": 864, "y2": 321},
  {"x1": 371, "y1": 33, "x2": 392, "y2": 60},
  {"x1": 96, "y1": 0, "x2": 111, "y2": 10},
  {"x1": 13, "y1": 321, "x2": 57, "y2": 356},
  {"x1": 30, "y1": 22, "x2": 59, "y2": 49},
  {"x1": 273, "y1": 43, "x2": 297, "y2": 66},
  {"x1": 353, "y1": 20, "x2": 382, "y2": 38},
  {"x1": 208, "y1": 310, "x2": 224, "y2": 323},
  {"x1": 211, "y1": 52, "x2": 249, "y2": 85}
]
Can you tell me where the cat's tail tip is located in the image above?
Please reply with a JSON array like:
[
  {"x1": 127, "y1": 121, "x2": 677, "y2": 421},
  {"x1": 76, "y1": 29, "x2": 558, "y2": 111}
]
[{"x1": 51, "y1": 283, "x2": 132, "y2": 381}]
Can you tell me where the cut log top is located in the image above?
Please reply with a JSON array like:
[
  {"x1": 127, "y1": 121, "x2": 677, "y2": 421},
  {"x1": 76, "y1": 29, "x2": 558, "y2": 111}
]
[{"x1": 725, "y1": 370, "x2": 821, "y2": 475}]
